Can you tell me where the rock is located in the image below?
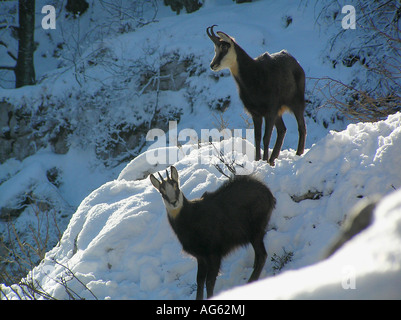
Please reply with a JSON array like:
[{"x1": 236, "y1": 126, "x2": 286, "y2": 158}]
[{"x1": 0, "y1": 102, "x2": 46, "y2": 163}]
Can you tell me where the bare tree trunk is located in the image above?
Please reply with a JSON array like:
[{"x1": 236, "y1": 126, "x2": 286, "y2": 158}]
[
  {"x1": 15, "y1": 0, "x2": 36, "y2": 88},
  {"x1": 66, "y1": 0, "x2": 89, "y2": 16}
]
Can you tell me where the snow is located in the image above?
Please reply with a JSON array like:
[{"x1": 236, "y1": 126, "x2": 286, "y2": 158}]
[
  {"x1": 217, "y1": 188, "x2": 401, "y2": 300},
  {"x1": 1, "y1": 0, "x2": 401, "y2": 300},
  {"x1": 2, "y1": 112, "x2": 401, "y2": 300}
]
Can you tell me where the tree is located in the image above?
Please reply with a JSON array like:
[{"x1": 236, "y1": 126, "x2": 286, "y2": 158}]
[
  {"x1": 314, "y1": 0, "x2": 401, "y2": 121},
  {"x1": 15, "y1": 0, "x2": 36, "y2": 88},
  {"x1": 164, "y1": 0, "x2": 203, "y2": 14},
  {"x1": 65, "y1": 0, "x2": 89, "y2": 16},
  {"x1": 0, "y1": 0, "x2": 36, "y2": 88}
]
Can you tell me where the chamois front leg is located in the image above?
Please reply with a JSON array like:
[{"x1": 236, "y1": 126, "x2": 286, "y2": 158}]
[
  {"x1": 262, "y1": 115, "x2": 276, "y2": 164},
  {"x1": 196, "y1": 258, "x2": 207, "y2": 300},
  {"x1": 252, "y1": 115, "x2": 263, "y2": 161},
  {"x1": 269, "y1": 117, "x2": 287, "y2": 165},
  {"x1": 205, "y1": 255, "x2": 221, "y2": 299}
]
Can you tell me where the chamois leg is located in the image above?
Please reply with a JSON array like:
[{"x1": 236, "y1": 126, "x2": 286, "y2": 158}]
[
  {"x1": 248, "y1": 236, "x2": 267, "y2": 282},
  {"x1": 262, "y1": 116, "x2": 276, "y2": 163},
  {"x1": 294, "y1": 107, "x2": 306, "y2": 156},
  {"x1": 252, "y1": 115, "x2": 263, "y2": 161},
  {"x1": 269, "y1": 117, "x2": 287, "y2": 166},
  {"x1": 205, "y1": 255, "x2": 221, "y2": 299},
  {"x1": 196, "y1": 258, "x2": 207, "y2": 300}
]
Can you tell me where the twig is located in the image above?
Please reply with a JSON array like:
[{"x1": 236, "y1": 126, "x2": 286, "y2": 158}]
[
  {"x1": 53, "y1": 260, "x2": 98, "y2": 300},
  {"x1": 210, "y1": 142, "x2": 241, "y2": 179}
]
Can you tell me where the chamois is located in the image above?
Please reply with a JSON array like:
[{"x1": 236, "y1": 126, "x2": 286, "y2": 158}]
[
  {"x1": 150, "y1": 166, "x2": 276, "y2": 300},
  {"x1": 207, "y1": 25, "x2": 306, "y2": 165}
]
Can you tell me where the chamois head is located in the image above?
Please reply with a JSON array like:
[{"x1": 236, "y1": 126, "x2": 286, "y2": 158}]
[
  {"x1": 207, "y1": 25, "x2": 237, "y2": 73},
  {"x1": 150, "y1": 166, "x2": 183, "y2": 218}
]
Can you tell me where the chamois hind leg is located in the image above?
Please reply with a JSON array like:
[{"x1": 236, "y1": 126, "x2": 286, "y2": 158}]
[
  {"x1": 269, "y1": 116, "x2": 287, "y2": 166},
  {"x1": 196, "y1": 257, "x2": 207, "y2": 300},
  {"x1": 248, "y1": 235, "x2": 267, "y2": 283},
  {"x1": 294, "y1": 105, "x2": 306, "y2": 156},
  {"x1": 205, "y1": 255, "x2": 221, "y2": 299}
]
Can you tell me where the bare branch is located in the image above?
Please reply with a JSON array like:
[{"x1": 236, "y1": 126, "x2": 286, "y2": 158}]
[
  {"x1": 7, "y1": 50, "x2": 17, "y2": 61},
  {"x1": 52, "y1": 259, "x2": 98, "y2": 300},
  {"x1": 309, "y1": 76, "x2": 401, "y2": 122},
  {"x1": 0, "y1": 65, "x2": 15, "y2": 71}
]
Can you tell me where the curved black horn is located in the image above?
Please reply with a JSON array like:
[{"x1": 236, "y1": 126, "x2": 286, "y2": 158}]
[
  {"x1": 166, "y1": 169, "x2": 170, "y2": 180},
  {"x1": 207, "y1": 24, "x2": 220, "y2": 44},
  {"x1": 158, "y1": 172, "x2": 164, "y2": 181}
]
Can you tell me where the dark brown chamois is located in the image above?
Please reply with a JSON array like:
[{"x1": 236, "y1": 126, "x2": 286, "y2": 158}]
[
  {"x1": 150, "y1": 166, "x2": 276, "y2": 300},
  {"x1": 207, "y1": 25, "x2": 306, "y2": 165}
]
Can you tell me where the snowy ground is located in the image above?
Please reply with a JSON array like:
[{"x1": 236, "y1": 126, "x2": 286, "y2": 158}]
[
  {"x1": 1, "y1": 0, "x2": 400, "y2": 299},
  {"x1": 2, "y1": 111, "x2": 401, "y2": 300},
  {"x1": 0, "y1": 0, "x2": 351, "y2": 238},
  {"x1": 217, "y1": 187, "x2": 401, "y2": 300}
]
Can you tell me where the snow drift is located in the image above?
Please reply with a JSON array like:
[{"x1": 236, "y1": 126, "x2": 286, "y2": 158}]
[
  {"x1": 2, "y1": 112, "x2": 401, "y2": 300},
  {"x1": 217, "y1": 188, "x2": 401, "y2": 299},
  {"x1": 0, "y1": 0, "x2": 364, "y2": 288}
]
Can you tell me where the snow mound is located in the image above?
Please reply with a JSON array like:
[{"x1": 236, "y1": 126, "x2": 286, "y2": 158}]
[
  {"x1": 2, "y1": 113, "x2": 401, "y2": 300},
  {"x1": 216, "y1": 188, "x2": 401, "y2": 299}
]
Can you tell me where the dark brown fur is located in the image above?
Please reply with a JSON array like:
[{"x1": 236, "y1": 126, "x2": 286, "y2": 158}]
[
  {"x1": 207, "y1": 26, "x2": 307, "y2": 165},
  {"x1": 150, "y1": 167, "x2": 276, "y2": 300}
]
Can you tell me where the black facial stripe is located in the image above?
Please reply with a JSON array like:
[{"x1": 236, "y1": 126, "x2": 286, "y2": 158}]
[
  {"x1": 214, "y1": 52, "x2": 225, "y2": 65},
  {"x1": 160, "y1": 181, "x2": 180, "y2": 205}
]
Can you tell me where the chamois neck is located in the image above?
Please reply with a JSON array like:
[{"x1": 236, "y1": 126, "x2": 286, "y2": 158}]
[{"x1": 232, "y1": 43, "x2": 256, "y2": 82}]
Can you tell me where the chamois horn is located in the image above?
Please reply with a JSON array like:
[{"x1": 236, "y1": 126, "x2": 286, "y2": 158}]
[{"x1": 206, "y1": 25, "x2": 220, "y2": 45}]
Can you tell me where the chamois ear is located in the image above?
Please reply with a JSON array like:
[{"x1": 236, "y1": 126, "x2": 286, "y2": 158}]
[
  {"x1": 216, "y1": 31, "x2": 234, "y2": 44},
  {"x1": 150, "y1": 174, "x2": 161, "y2": 191},
  {"x1": 170, "y1": 166, "x2": 179, "y2": 185}
]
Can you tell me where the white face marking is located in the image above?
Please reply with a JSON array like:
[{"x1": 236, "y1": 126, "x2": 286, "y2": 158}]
[
  {"x1": 161, "y1": 182, "x2": 183, "y2": 219},
  {"x1": 164, "y1": 183, "x2": 177, "y2": 203},
  {"x1": 163, "y1": 192, "x2": 183, "y2": 219},
  {"x1": 211, "y1": 43, "x2": 238, "y2": 76}
]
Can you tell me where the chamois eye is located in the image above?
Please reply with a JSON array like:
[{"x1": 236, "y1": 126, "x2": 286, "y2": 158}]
[{"x1": 221, "y1": 42, "x2": 230, "y2": 50}]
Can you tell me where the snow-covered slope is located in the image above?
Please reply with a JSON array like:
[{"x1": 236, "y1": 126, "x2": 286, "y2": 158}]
[
  {"x1": 216, "y1": 188, "x2": 401, "y2": 299},
  {"x1": 1, "y1": 0, "x2": 352, "y2": 284},
  {"x1": 2, "y1": 112, "x2": 401, "y2": 300},
  {"x1": 1, "y1": 0, "x2": 348, "y2": 215},
  {"x1": 1, "y1": 0, "x2": 400, "y2": 300}
]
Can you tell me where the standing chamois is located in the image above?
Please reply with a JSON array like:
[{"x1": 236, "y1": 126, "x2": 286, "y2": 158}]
[
  {"x1": 207, "y1": 25, "x2": 306, "y2": 165},
  {"x1": 150, "y1": 166, "x2": 276, "y2": 300}
]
